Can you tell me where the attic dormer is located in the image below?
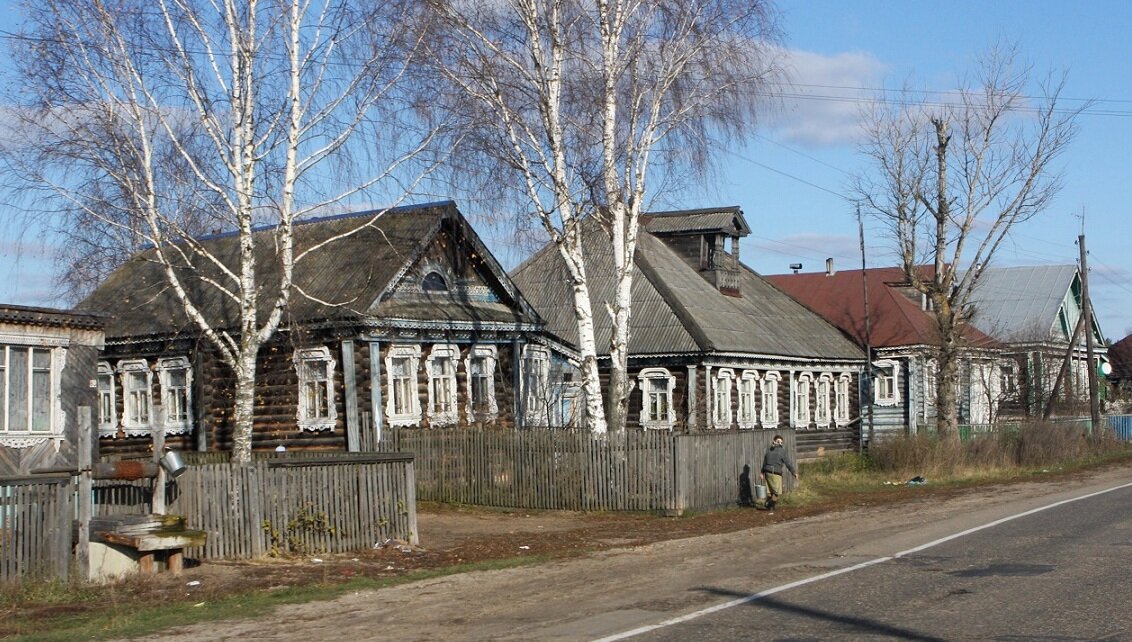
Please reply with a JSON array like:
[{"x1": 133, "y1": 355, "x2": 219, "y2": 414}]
[{"x1": 642, "y1": 206, "x2": 750, "y2": 297}]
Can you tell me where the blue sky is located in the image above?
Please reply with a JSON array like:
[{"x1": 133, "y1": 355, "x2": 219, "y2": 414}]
[{"x1": 2, "y1": 1, "x2": 1131, "y2": 337}]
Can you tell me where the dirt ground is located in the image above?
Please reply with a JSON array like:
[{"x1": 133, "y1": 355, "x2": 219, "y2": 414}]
[
  {"x1": 0, "y1": 474, "x2": 1075, "y2": 639},
  {"x1": 41, "y1": 485, "x2": 952, "y2": 611}
]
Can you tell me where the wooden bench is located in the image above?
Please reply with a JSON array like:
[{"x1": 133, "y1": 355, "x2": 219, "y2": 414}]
[{"x1": 88, "y1": 514, "x2": 207, "y2": 576}]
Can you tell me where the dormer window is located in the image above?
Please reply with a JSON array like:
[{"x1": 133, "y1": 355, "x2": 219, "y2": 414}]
[{"x1": 421, "y1": 271, "x2": 448, "y2": 292}]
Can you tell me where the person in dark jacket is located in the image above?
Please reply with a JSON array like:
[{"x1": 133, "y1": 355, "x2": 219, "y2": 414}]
[{"x1": 759, "y1": 434, "x2": 798, "y2": 510}]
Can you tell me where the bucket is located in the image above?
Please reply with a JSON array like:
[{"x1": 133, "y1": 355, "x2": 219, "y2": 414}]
[
  {"x1": 160, "y1": 449, "x2": 188, "y2": 478},
  {"x1": 754, "y1": 484, "x2": 767, "y2": 500}
]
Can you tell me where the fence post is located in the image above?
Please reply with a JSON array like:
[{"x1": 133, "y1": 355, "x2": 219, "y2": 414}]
[
  {"x1": 152, "y1": 406, "x2": 167, "y2": 515},
  {"x1": 76, "y1": 406, "x2": 92, "y2": 581},
  {"x1": 672, "y1": 435, "x2": 689, "y2": 516}
]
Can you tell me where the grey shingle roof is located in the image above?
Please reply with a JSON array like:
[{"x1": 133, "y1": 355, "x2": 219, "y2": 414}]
[
  {"x1": 642, "y1": 206, "x2": 751, "y2": 236},
  {"x1": 78, "y1": 202, "x2": 540, "y2": 339},
  {"x1": 510, "y1": 213, "x2": 864, "y2": 360}
]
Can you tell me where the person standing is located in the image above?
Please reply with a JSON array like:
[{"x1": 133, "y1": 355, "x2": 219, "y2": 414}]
[{"x1": 759, "y1": 434, "x2": 798, "y2": 511}]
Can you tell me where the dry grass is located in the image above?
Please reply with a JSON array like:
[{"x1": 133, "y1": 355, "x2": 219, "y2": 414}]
[{"x1": 867, "y1": 421, "x2": 1129, "y2": 480}]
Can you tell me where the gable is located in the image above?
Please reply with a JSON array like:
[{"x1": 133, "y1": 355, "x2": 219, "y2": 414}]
[{"x1": 373, "y1": 222, "x2": 539, "y2": 325}]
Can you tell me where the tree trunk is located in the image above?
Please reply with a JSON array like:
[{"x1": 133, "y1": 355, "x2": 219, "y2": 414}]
[
  {"x1": 230, "y1": 350, "x2": 259, "y2": 464},
  {"x1": 935, "y1": 332, "x2": 961, "y2": 441}
]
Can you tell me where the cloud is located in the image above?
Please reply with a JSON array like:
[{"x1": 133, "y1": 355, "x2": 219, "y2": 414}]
[{"x1": 763, "y1": 48, "x2": 889, "y2": 147}]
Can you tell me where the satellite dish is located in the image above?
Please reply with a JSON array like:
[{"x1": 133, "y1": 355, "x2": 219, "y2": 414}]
[{"x1": 1100, "y1": 361, "x2": 1113, "y2": 376}]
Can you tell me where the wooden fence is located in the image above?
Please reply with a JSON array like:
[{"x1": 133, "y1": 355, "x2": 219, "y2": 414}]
[
  {"x1": 94, "y1": 453, "x2": 417, "y2": 560},
  {"x1": 378, "y1": 428, "x2": 789, "y2": 513},
  {"x1": 0, "y1": 475, "x2": 73, "y2": 583}
]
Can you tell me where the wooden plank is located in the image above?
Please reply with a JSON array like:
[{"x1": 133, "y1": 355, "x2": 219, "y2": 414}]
[{"x1": 342, "y1": 340, "x2": 360, "y2": 452}]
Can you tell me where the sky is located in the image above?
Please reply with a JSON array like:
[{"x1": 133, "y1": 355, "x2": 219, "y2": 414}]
[{"x1": 1, "y1": 1, "x2": 1131, "y2": 337}]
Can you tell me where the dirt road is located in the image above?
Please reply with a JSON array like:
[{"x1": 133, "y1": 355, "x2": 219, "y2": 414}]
[{"x1": 121, "y1": 465, "x2": 1132, "y2": 641}]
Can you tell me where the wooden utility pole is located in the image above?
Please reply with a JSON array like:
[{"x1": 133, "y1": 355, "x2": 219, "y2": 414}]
[
  {"x1": 1080, "y1": 234, "x2": 1102, "y2": 429},
  {"x1": 858, "y1": 207, "x2": 875, "y2": 451}
]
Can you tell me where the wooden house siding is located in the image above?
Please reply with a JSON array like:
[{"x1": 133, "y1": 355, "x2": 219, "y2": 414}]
[{"x1": 0, "y1": 307, "x2": 104, "y2": 476}]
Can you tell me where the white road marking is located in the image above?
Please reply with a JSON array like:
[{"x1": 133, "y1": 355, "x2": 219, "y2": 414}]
[{"x1": 591, "y1": 480, "x2": 1132, "y2": 642}]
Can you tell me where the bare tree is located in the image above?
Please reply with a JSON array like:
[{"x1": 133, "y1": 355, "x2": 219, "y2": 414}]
[
  {"x1": 853, "y1": 45, "x2": 1086, "y2": 438},
  {"x1": 5, "y1": 0, "x2": 442, "y2": 462},
  {"x1": 423, "y1": 0, "x2": 782, "y2": 433}
]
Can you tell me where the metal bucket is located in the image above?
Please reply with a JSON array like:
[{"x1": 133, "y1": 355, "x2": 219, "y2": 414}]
[
  {"x1": 160, "y1": 449, "x2": 188, "y2": 478},
  {"x1": 754, "y1": 484, "x2": 767, "y2": 500}
]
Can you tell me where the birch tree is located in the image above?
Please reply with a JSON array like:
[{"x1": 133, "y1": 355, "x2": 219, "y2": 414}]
[
  {"x1": 424, "y1": 0, "x2": 782, "y2": 433},
  {"x1": 5, "y1": 0, "x2": 441, "y2": 462},
  {"x1": 853, "y1": 46, "x2": 1085, "y2": 438}
]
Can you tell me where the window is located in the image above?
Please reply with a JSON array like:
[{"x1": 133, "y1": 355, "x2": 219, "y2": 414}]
[
  {"x1": 551, "y1": 381, "x2": 581, "y2": 428},
  {"x1": 295, "y1": 347, "x2": 337, "y2": 431},
  {"x1": 712, "y1": 368, "x2": 734, "y2": 429},
  {"x1": 158, "y1": 357, "x2": 193, "y2": 435},
  {"x1": 638, "y1": 368, "x2": 675, "y2": 429},
  {"x1": 522, "y1": 345, "x2": 550, "y2": 427},
  {"x1": 385, "y1": 345, "x2": 421, "y2": 427},
  {"x1": 760, "y1": 371, "x2": 780, "y2": 426},
  {"x1": 793, "y1": 372, "x2": 812, "y2": 427},
  {"x1": 999, "y1": 363, "x2": 1017, "y2": 398},
  {"x1": 835, "y1": 374, "x2": 851, "y2": 425},
  {"x1": 873, "y1": 360, "x2": 899, "y2": 406},
  {"x1": 118, "y1": 360, "x2": 152, "y2": 436},
  {"x1": 465, "y1": 345, "x2": 498, "y2": 422},
  {"x1": 97, "y1": 361, "x2": 117, "y2": 438},
  {"x1": 814, "y1": 374, "x2": 832, "y2": 427},
  {"x1": 1, "y1": 344, "x2": 60, "y2": 440},
  {"x1": 421, "y1": 271, "x2": 448, "y2": 292},
  {"x1": 427, "y1": 344, "x2": 459, "y2": 426},
  {"x1": 737, "y1": 370, "x2": 758, "y2": 429},
  {"x1": 923, "y1": 359, "x2": 938, "y2": 409}
]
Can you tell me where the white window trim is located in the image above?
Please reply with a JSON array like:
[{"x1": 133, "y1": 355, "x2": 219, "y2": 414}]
[
  {"x1": 97, "y1": 361, "x2": 118, "y2": 438},
  {"x1": 835, "y1": 373, "x2": 851, "y2": 426},
  {"x1": 464, "y1": 345, "x2": 498, "y2": 423},
  {"x1": 873, "y1": 359, "x2": 900, "y2": 407},
  {"x1": 637, "y1": 367, "x2": 676, "y2": 430},
  {"x1": 118, "y1": 359, "x2": 153, "y2": 437},
  {"x1": 0, "y1": 344, "x2": 65, "y2": 447},
  {"x1": 295, "y1": 347, "x2": 337, "y2": 432},
  {"x1": 522, "y1": 345, "x2": 550, "y2": 427},
  {"x1": 737, "y1": 370, "x2": 759, "y2": 429},
  {"x1": 385, "y1": 344, "x2": 422, "y2": 427},
  {"x1": 427, "y1": 344, "x2": 460, "y2": 427},
  {"x1": 713, "y1": 368, "x2": 734, "y2": 429},
  {"x1": 158, "y1": 356, "x2": 194, "y2": 435},
  {"x1": 793, "y1": 372, "x2": 812, "y2": 427},
  {"x1": 814, "y1": 373, "x2": 833, "y2": 427},
  {"x1": 760, "y1": 371, "x2": 780, "y2": 427}
]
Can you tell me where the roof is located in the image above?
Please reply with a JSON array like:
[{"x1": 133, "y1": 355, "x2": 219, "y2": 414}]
[
  {"x1": 1109, "y1": 333, "x2": 1132, "y2": 380},
  {"x1": 765, "y1": 267, "x2": 998, "y2": 350},
  {"x1": 510, "y1": 210, "x2": 864, "y2": 361},
  {"x1": 78, "y1": 201, "x2": 541, "y2": 340},
  {"x1": 965, "y1": 264, "x2": 1084, "y2": 343},
  {"x1": 0, "y1": 304, "x2": 104, "y2": 331},
  {"x1": 641, "y1": 206, "x2": 751, "y2": 237}
]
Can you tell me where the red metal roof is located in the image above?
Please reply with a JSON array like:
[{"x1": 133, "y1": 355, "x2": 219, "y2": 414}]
[{"x1": 765, "y1": 267, "x2": 997, "y2": 350}]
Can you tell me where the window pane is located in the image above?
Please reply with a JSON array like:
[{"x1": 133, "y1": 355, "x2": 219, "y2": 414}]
[
  {"x1": 8, "y1": 347, "x2": 28, "y2": 431},
  {"x1": 32, "y1": 366, "x2": 50, "y2": 432}
]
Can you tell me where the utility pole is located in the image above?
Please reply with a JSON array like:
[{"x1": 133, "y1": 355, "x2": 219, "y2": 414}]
[
  {"x1": 1080, "y1": 234, "x2": 1102, "y2": 430},
  {"x1": 858, "y1": 207, "x2": 874, "y2": 452}
]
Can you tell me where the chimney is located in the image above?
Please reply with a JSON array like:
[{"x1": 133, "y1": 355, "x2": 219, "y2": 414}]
[
  {"x1": 790, "y1": 263, "x2": 802, "y2": 274},
  {"x1": 826, "y1": 258, "x2": 835, "y2": 276}
]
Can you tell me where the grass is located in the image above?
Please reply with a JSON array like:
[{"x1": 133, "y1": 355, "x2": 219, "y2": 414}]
[{"x1": 0, "y1": 556, "x2": 552, "y2": 642}]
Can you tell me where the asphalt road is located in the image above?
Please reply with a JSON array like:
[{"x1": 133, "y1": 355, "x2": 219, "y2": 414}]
[
  {"x1": 125, "y1": 466, "x2": 1132, "y2": 642},
  {"x1": 607, "y1": 482, "x2": 1132, "y2": 642}
]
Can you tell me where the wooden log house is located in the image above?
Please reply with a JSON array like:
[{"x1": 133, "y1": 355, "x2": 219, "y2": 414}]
[
  {"x1": 510, "y1": 206, "x2": 868, "y2": 454},
  {"x1": 78, "y1": 202, "x2": 572, "y2": 457}
]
